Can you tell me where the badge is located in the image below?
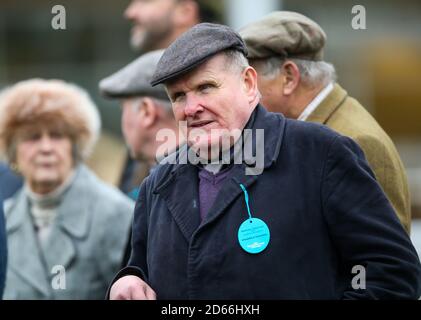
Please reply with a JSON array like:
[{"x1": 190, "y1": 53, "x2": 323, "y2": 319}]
[
  {"x1": 238, "y1": 184, "x2": 270, "y2": 254},
  {"x1": 238, "y1": 218, "x2": 270, "y2": 254}
]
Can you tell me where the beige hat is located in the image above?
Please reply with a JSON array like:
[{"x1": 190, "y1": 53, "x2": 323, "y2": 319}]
[{"x1": 239, "y1": 11, "x2": 327, "y2": 61}]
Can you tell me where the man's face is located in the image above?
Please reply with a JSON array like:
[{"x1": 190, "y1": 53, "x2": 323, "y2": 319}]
[
  {"x1": 121, "y1": 98, "x2": 148, "y2": 160},
  {"x1": 124, "y1": 0, "x2": 178, "y2": 52},
  {"x1": 166, "y1": 54, "x2": 254, "y2": 158},
  {"x1": 251, "y1": 61, "x2": 288, "y2": 115}
]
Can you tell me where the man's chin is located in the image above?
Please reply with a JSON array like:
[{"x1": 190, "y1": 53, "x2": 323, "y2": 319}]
[
  {"x1": 130, "y1": 149, "x2": 145, "y2": 162},
  {"x1": 130, "y1": 31, "x2": 147, "y2": 51},
  {"x1": 188, "y1": 141, "x2": 227, "y2": 162}
]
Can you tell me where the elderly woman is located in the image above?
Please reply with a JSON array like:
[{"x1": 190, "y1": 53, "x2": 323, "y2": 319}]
[{"x1": 0, "y1": 79, "x2": 134, "y2": 299}]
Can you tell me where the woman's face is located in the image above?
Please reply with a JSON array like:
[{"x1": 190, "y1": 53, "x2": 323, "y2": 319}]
[{"x1": 15, "y1": 126, "x2": 74, "y2": 194}]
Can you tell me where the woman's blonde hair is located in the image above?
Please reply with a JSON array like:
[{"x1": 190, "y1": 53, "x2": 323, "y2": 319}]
[{"x1": 0, "y1": 79, "x2": 101, "y2": 162}]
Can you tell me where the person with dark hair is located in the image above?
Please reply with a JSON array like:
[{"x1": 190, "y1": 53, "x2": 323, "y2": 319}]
[
  {"x1": 115, "y1": 0, "x2": 221, "y2": 199},
  {"x1": 124, "y1": 0, "x2": 220, "y2": 53}
]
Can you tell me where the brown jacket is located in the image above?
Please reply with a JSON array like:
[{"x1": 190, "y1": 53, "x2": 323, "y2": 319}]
[{"x1": 306, "y1": 84, "x2": 411, "y2": 233}]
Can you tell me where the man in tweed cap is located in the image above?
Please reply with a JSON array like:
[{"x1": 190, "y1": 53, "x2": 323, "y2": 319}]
[
  {"x1": 107, "y1": 23, "x2": 420, "y2": 300},
  {"x1": 239, "y1": 11, "x2": 411, "y2": 233},
  {"x1": 99, "y1": 50, "x2": 184, "y2": 200}
]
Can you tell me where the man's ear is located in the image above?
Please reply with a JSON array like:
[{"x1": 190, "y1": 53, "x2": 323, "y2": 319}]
[
  {"x1": 172, "y1": 0, "x2": 199, "y2": 28},
  {"x1": 242, "y1": 66, "x2": 259, "y2": 104},
  {"x1": 139, "y1": 97, "x2": 158, "y2": 128},
  {"x1": 280, "y1": 61, "x2": 300, "y2": 95}
]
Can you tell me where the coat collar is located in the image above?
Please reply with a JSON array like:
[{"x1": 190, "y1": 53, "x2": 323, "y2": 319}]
[
  {"x1": 154, "y1": 104, "x2": 286, "y2": 242},
  {"x1": 5, "y1": 165, "x2": 93, "y2": 296},
  {"x1": 305, "y1": 83, "x2": 348, "y2": 124},
  {"x1": 6, "y1": 165, "x2": 92, "y2": 238}
]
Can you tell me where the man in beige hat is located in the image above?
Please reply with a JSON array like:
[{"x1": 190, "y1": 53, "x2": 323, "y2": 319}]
[{"x1": 239, "y1": 11, "x2": 411, "y2": 233}]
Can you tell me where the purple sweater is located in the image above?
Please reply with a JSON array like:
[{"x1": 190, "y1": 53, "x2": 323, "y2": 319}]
[{"x1": 198, "y1": 166, "x2": 233, "y2": 222}]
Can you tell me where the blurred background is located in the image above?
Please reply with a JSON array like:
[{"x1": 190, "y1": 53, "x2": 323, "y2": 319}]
[{"x1": 0, "y1": 0, "x2": 420, "y2": 243}]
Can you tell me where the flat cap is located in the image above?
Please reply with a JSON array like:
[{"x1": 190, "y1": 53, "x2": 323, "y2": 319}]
[
  {"x1": 150, "y1": 23, "x2": 248, "y2": 86},
  {"x1": 99, "y1": 50, "x2": 168, "y2": 100},
  {"x1": 239, "y1": 11, "x2": 326, "y2": 61}
]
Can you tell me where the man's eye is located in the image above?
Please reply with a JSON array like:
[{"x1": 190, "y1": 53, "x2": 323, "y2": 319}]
[
  {"x1": 172, "y1": 93, "x2": 185, "y2": 102},
  {"x1": 199, "y1": 84, "x2": 214, "y2": 92}
]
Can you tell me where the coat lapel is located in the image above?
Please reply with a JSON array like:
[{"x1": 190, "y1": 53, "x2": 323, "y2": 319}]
[
  {"x1": 201, "y1": 105, "x2": 286, "y2": 227},
  {"x1": 42, "y1": 166, "x2": 92, "y2": 272},
  {"x1": 5, "y1": 166, "x2": 93, "y2": 297},
  {"x1": 154, "y1": 152, "x2": 201, "y2": 242},
  {"x1": 306, "y1": 84, "x2": 348, "y2": 124},
  {"x1": 155, "y1": 105, "x2": 286, "y2": 239},
  {"x1": 5, "y1": 192, "x2": 51, "y2": 297}
]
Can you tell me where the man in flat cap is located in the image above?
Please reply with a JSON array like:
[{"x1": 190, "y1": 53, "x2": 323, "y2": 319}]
[
  {"x1": 99, "y1": 50, "x2": 183, "y2": 199},
  {"x1": 107, "y1": 23, "x2": 420, "y2": 299},
  {"x1": 239, "y1": 11, "x2": 411, "y2": 233},
  {"x1": 99, "y1": 50, "x2": 184, "y2": 267}
]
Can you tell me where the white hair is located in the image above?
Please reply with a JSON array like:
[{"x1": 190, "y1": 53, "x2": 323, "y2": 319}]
[
  {"x1": 222, "y1": 49, "x2": 250, "y2": 74},
  {"x1": 153, "y1": 98, "x2": 174, "y2": 118},
  {"x1": 254, "y1": 56, "x2": 337, "y2": 88}
]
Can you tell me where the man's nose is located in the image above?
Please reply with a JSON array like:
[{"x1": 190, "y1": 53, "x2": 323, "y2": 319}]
[
  {"x1": 184, "y1": 94, "x2": 204, "y2": 118},
  {"x1": 124, "y1": 1, "x2": 137, "y2": 20}
]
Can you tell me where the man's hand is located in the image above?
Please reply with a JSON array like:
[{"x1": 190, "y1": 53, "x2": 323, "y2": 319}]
[{"x1": 109, "y1": 275, "x2": 157, "y2": 300}]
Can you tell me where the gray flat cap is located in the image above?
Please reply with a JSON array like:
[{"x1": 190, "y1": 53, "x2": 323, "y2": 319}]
[
  {"x1": 150, "y1": 23, "x2": 248, "y2": 86},
  {"x1": 99, "y1": 50, "x2": 168, "y2": 100},
  {"x1": 239, "y1": 11, "x2": 326, "y2": 61}
]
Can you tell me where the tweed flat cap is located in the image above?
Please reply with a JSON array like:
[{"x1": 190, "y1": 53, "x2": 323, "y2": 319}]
[
  {"x1": 150, "y1": 23, "x2": 248, "y2": 86},
  {"x1": 99, "y1": 50, "x2": 168, "y2": 100},
  {"x1": 239, "y1": 11, "x2": 326, "y2": 61}
]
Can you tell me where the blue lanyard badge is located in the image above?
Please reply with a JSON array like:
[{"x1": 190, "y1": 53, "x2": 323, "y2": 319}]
[{"x1": 238, "y1": 184, "x2": 270, "y2": 254}]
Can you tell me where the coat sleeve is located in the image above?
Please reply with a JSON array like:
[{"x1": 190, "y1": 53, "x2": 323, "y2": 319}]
[
  {"x1": 0, "y1": 199, "x2": 6, "y2": 299},
  {"x1": 321, "y1": 135, "x2": 421, "y2": 299},
  {"x1": 96, "y1": 194, "x2": 134, "y2": 285},
  {"x1": 353, "y1": 134, "x2": 411, "y2": 233},
  {"x1": 126, "y1": 175, "x2": 150, "y2": 278},
  {"x1": 105, "y1": 177, "x2": 150, "y2": 299}
]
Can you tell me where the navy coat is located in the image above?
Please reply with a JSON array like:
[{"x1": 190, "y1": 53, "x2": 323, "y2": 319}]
[
  {"x1": 0, "y1": 163, "x2": 20, "y2": 299},
  {"x1": 112, "y1": 104, "x2": 421, "y2": 299},
  {"x1": 0, "y1": 197, "x2": 5, "y2": 299},
  {"x1": 0, "y1": 163, "x2": 23, "y2": 200}
]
